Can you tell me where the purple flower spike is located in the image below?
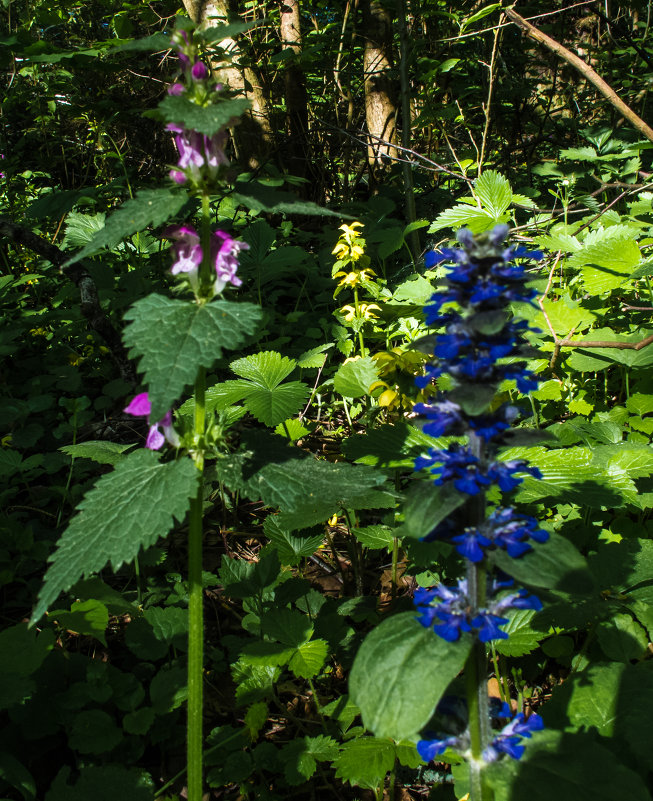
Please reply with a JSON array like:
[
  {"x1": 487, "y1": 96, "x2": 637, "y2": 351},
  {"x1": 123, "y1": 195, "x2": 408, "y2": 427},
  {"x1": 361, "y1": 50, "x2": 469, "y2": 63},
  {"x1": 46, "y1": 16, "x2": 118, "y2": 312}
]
[
  {"x1": 191, "y1": 61, "x2": 209, "y2": 81},
  {"x1": 124, "y1": 393, "x2": 180, "y2": 451},
  {"x1": 167, "y1": 82, "x2": 186, "y2": 96},
  {"x1": 164, "y1": 225, "x2": 203, "y2": 282},
  {"x1": 211, "y1": 230, "x2": 249, "y2": 293}
]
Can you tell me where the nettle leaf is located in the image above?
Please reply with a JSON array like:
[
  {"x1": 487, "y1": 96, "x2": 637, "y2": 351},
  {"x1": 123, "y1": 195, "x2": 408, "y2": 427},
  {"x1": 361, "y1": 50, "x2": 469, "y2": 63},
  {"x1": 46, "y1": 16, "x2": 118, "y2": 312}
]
[
  {"x1": 31, "y1": 450, "x2": 198, "y2": 623},
  {"x1": 158, "y1": 95, "x2": 251, "y2": 136},
  {"x1": 333, "y1": 356, "x2": 380, "y2": 398},
  {"x1": 50, "y1": 600, "x2": 109, "y2": 646},
  {"x1": 65, "y1": 188, "x2": 188, "y2": 264},
  {"x1": 333, "y1": 737, "x2": 397, "y2": 790},
  {"x1": 474, "y1": 170, "x2": 513, "y2": 218},
  {"x1": 626, "y1": 392, "x2": 653, "y2": 417},
  {"x1": 60, "y1": 441, "x2": 133, "y2": 466},
  {"x1": 343, "y1": 420, "x2": 442, "y2": 469},
  {"x1": 350, "y1": 611, "x2": 472, "y2": 741},
  {"x1": 567, "y1": 225, "x2": 641, "y2": 294},
  {"x1": 536, "y1": 294, "x2": 596, "y2": 335},
  {"x1": 123, "y1": 294, "x2": 263, "y2": 420}
]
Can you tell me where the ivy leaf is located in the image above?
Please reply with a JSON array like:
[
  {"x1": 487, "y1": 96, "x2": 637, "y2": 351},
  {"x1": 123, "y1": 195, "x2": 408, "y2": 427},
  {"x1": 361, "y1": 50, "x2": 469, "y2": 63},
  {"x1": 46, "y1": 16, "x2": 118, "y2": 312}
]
[
  {"x1": 31, "y1": 450, "x2": 198, "y2": 623},
  {"x1": 350, "y1": 612, "x2": 472, "y2": 741},
  {"x1": 65, "y1": 189, "x2": 188, "y2": 264},
  {"x1": 157, "y1": 95, "x2": 251, "y2": 136},
  {"x1": 123, "y1": 294, "x2": 263, "y2": 420}
]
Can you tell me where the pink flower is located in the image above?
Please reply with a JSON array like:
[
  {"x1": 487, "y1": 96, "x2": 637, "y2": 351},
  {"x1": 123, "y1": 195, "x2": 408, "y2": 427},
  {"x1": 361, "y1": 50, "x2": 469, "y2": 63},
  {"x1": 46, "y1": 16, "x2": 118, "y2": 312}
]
[
  {"x1": 164, "y1": 225, "x2": 203, "y2": 281},
  {"x1": 211, "y1": 231, "x2": 248, "y2": 293},
  {"x1": 167, "y1": 124, "x2": 228, "y2": 186},
  {"x1": 124, "y1": 393, "x2": 180, "y2": 450}
]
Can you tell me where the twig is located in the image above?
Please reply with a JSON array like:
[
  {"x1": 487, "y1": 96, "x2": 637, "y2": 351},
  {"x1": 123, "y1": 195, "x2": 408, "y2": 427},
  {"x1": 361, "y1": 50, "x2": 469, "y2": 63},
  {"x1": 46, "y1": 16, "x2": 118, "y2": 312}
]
[{"x1": 505, "y1": 7, "x2": 653, "y2": 143}]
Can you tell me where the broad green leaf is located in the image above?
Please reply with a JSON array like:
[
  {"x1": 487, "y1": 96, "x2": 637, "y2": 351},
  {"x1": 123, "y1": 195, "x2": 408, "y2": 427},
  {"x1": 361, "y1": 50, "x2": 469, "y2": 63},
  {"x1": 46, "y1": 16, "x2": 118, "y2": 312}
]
[
  {"x1": 50, "y1": 600, "x2": 109, "y2": 646},
  {"x1": 567, "y1": 225, "x2": 641, "y2": 293},
  {"x1": 0, "y1": 624, "x2": 54, "y2": 676},
  {"x1": 626, "y1": 392, "x2": 653, "y2": 416},
  {"x1": 350, "y1": 612, "x2": 472, "y2": 740},
  {"x1": 150, "y1": 664, "x2": 187, "y2": 713},
  {"x1": 68, "y1": 710, "x2": 122, "y2": 754},
  {"x1": 0, "y1": 753, "x2": 36, "y2": 801},
  {"x1": 65, "y1": 189, "x2": 188, "y2": 264},
  {"x1": 240, "y1": 383, "x2": 309, "y2": 426},
  {"x1": 486, "y1": 729, "x2": 650, "y2": 801},
  {"x1": 333, "y1": 356, "x2": 379, "y2": 397},
  {"x1": 536, "y1": 230, "x2": 582, "y2": 252},
  {"x1": 231, "y1": 351, "x2": 296, "y2": 385},
  {"x1": 536, "y1": 295, "x2": 596, "y2": 335},
  {"x1": 493, "y1": 608, "x2": 542, "y2": 657},
  {"x1": 352, "y1": 525, "x2": 395, "y2": 550},
  {"x1": 461, "y1": 3, "x2": 502, "y2": 31},
  {"x1": 492, "y1": 532, "x2": 594, "y2": 599},
  {"x1": 343, "y1": 420, "x2": 441, "y2": 468},
  {"x1": 261, "y1": 608, "x2": 313, "y2": 647},
  {"x1": 31, "y1": 450, "x2": 198, "y2": 623},
  {"x1": 44, "y1": 766, "x2": 154, "y2": 801},
  {"x1": 60, "y1": 440, "x2": 133, "y2": 466},
  {"x1": 474, "y1": 170, "x2": 513, "y2": 217},
  {"x1": 288, "y1": 639, "x2": 328, "y2": 678},
  {"x1": 274, "y1": 418, "x2": 311, "y2": 441},
  {"x1": 333, "y1": 738, "x2": 396, "y2": 789},
  {"x1": 403, "y1": 481, "x2": 466, "y2": 540},
  {"x1": 596, "y1": 613, "x2": 648, "y2": 662},
  {"x1": 123, "y1": 708, "x2": 155, "y2": 736},
  {"x1": 296, "y1": 344, "x2": 331, "y2": 369},
  {"x1": 157, "y1": 95, "x2": 251, "y2": 136},
  {"x1": 71, "y1": 577, "x2": 136, "y2": 615},
  {"x1": 144, "y1": 606, "x2": 188, "y2": 645},
  {"x1": 123, "y1": 294, "x2": 262, "y2": 420}
]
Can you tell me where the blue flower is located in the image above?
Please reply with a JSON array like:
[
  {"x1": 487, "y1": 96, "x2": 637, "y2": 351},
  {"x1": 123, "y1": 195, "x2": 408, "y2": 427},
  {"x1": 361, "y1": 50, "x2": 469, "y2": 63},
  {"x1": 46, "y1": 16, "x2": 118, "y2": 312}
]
[
  {"x1": 483, "y1": 712, "x2": 544, "y2": 762},
  {"x1": 418, "y1": 734, "x2": 467, "y2": 762},
  {"x1": 413, "y1": 400, "x2": 464, "y2": 437},
  {"x1": 470, "y1": 611, "x2": 510, "y2": 642}
]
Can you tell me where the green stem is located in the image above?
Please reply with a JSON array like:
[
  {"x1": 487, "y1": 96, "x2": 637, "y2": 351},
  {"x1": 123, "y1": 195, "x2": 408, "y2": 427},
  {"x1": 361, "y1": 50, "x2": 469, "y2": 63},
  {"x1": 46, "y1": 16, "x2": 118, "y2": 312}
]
[
  {"x1": 353, "y1": 286, "x2": 366, "y2": 356},
  {"x1": 187, "y1": 366, "x2": 206, "y2": 801},
  {"x1": 391, "y1": 536, "x2": 399, "y2": 600}
]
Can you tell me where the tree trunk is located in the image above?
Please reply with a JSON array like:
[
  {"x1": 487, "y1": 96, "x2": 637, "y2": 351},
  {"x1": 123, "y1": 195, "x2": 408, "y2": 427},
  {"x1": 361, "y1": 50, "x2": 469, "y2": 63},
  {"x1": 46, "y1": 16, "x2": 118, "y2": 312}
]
[
  {"x1": 181, "y1": 0, "x2": 274, "y2": 168},
  {"x1": 361, "y1": 0, "x2": 397, "y2": 181},
  {"x1": 280, "y1": 0, "x2": 311, "y2": 184}
]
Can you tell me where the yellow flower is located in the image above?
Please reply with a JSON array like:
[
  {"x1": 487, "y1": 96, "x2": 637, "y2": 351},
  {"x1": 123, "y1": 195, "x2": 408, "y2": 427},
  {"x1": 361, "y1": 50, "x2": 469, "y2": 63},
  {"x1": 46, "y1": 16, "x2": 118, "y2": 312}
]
[{"x1": 339, "y1": 302, "x2": 381, "y2": 322}]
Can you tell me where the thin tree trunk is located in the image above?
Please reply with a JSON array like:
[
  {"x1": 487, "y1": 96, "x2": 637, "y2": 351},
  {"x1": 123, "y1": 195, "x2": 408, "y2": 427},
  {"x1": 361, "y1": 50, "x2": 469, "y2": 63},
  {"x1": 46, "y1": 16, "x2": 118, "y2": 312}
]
[
  {"x1": 280, "y1": 0, "x2": 310, "y2": 184},
  {"x1": 361, "y1": 0, "x2": 398, "y2": 183},
  {"x1": 181, "y1": 0, "x2": 274, "y2": 167}
]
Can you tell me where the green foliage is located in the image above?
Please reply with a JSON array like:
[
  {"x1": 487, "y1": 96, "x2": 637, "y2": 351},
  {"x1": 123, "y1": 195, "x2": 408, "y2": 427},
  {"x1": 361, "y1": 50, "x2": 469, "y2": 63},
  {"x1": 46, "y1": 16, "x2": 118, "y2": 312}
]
[
  {"x1": 124, "y1": 295, "x2": 263, "y2": 420},
  {"x1": 32, "y1": 450, "x2": 199, "y2": 622}
]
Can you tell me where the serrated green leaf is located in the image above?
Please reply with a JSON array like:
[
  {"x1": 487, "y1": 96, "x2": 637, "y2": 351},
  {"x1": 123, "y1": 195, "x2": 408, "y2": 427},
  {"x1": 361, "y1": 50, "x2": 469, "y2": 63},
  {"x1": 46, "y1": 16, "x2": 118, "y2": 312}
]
[
  {"x1": 282, "y1": 735, "x2": 339, "y2": 785},
  {"x1": 261, "y1": 608, "x2": 313, "y2": 647},
  {"x1": 333, "y1": 738, "x2": 395, "y2": 789},
  {"x1": 428, "y1": 205, "x2": 503, "y2": 234},
  {"x1": 343, "y1": 420, "x2": 440, "y2": 468},
  {"x1": 333, "y1": 356, "x2": 379, "y2": 398},
  {"x1": 288, "y1": 639, "x2": 328, "y2": 678},
  {"x1": 150, "y1": 664, "x2": 187, "y2": 713},
  {"x1": 296, "y1": 344, "x2": 331, "y2": 369},
  {"x1": 231, "y1": 351, "x2": 296, "y2": 385},
  {"x1": 474, "y1": 170, "x2": 513, "y2": 217},
  {"x1": 244, "y1": 701, "x2": 268, "y2": 740},
  {"x1": 60, "y1": 441, "x2": 133, "y2": 466},
  {"x1": 626, "y1": 392, "x2": 653, "y2": 416},
  {"x1": 596, "y1": 613, "x2": 648, "y2": 661},
  {"x1": 494, "y1": 608, "x2": 542, "y2": 657},
  {"x1": 263, "y1": 517, "x2": 323, "y2": 564},
  {"x1": 352, "y1": 525, "x2": 396, "y2": 550},
  {"x1": 350, "y1": 612, "x2": 472, "y2": 741},
  {"x1": 274, "y1": 418, "x2": 310, "y2": 441},
  {"x1": 31, "y1": 451, "x2": 198, "y2": 623},
  {"x1": 158, "y1": 95, "x2": 251, "y2": 136},
  {"x1": 123, "y1": 294, "x2": 262, "y2": 420},
  {"x1": 536, "y1": 295, "x2": 596, "y2": 335},
  {"x1": 144, "y1": 606, "x2": 188, "y2": 644},
  {"x1": 244, "y1": 384, "x2": 309, "y2": 426},
  {"x1": 232, "y1": 181, "x2": 346, "y2": 217},
  {"x1": 65, "y1": 189, "x2": 188, "y2": 264},
  {"x1": 61, "y1": 212, "x2": 106, "y2": 249},
  {"x1": 403, "y1": 481, "x2": 466, "y2": 540}
]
